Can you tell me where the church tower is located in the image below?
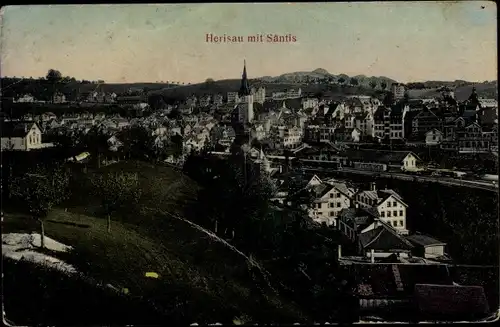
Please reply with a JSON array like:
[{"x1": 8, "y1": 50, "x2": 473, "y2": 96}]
[{"x1": 238, "y1": 60, "x2": 254, "y2": 123}]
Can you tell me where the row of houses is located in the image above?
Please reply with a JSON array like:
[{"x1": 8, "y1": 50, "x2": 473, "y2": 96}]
[{"x1": 272, "y1": 173, "x2": 449, "y2": 264}]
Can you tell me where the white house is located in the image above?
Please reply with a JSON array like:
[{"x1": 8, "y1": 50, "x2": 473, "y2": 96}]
[
  {"x1": 355, "y1": 184, "x2": 409, "y2": 235},
  {"x1": 351, "y1": 128, "x2": 362, "y2": 142},
  {"x1": 302, "y1": 98, "x2": 319, "y2": 110},
  {"x1": 298, "y1": 175, "x2": 354, "y2": 227},
  {"x1": 401, "y1": 152, "x2": 421, "y2": 171},
  {"x1": 425, "y1": 129, "x2": 443, "y2": 146},
  {"x1": 15, "y1": 94, "x2": 36, "y2": 103},
  {"x1": 1, "y1": 121, "x2": 43, "y2": 151}
]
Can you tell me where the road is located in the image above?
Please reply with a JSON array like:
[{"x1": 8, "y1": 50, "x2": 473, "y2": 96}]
[{"x1": 301, "y1": 167, "x2": 499, "y2": 192}]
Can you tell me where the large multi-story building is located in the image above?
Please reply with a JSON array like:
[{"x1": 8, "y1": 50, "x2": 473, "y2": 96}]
[
  {"x1": 354, "y1": 183, "x2": 409, "y2": 235},
  {"x1": 251, "y1": 87, "x2": 266, "y2": 104},
  {"x1": 411, "y1": 108, "x2": 442, "y2": 139},
  {"x1": 391, "y1": 83, "x2": 406, "y2": 100}
]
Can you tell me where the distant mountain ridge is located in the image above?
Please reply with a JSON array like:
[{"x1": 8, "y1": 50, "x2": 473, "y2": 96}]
[{"x1": 255, "y1": 68, "x2": 398, "y2": 87}]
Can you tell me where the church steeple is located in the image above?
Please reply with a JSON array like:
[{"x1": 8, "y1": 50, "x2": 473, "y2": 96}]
[{"x1": 239, "y1": 60, "x2": 251, "y2": 97}]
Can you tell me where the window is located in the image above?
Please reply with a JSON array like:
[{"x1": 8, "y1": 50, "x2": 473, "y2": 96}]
[
  {"x1": 381, "y1": 211, "x2": 385, "y2": 217},
  {"x1": 392, "y1": 201, "x2": 397, "y2": 207},
  {"x1": 387, "y1": 211, "x2": 392, "y2": 217},
  {"x1": 399, "y1": 220, "x2": 404, "y2": 227},
  {"x1": 330, "y1": 212, "x2": 334, "y2": 217},
  {"x1": 317, "y1": 212, "x2": 322, "y2": 216},
  {"x1": 329, "y1": 203, "x2": 334, "y2": 208},
  {"x1": 337, "y1": 202, "x2": 341, "y2": 208},
  {"x1": 387, "y1": 202, "x2": 391, "y2": 207},
  {"x1": 393, "y1": 210, "x2": 397, "y2": 216},
  {"x1": 336, "y1": 193, "x2": 341, "y2": 198},
  {"x1": 330, "y1": 193, "x2": 334, "y2": 198},
  {"x1": 399, "y1": 210, "x2": 403, "y2": 216},
  {"x1": 393, "y1": 221, "x2": 397, "y2": 227}
]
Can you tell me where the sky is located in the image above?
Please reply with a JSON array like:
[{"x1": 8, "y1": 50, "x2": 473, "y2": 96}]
[{"x1": 0, "y1": 2, "x2": 497, "y2": 84}]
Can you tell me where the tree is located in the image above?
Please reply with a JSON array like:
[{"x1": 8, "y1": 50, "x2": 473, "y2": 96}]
[
  {"x1": 337, "y1": 77, "x2": 346, "y2": 85},
  {"x1": 9, "y1": 165, "x2": 70, "y2": 249},
  {"x1": 46, "y1": 69, "x2": 62, "y2": 102},
  {"x1": 90, "y1": 171, "x2": 142, "y2": 233},
  {"x1": 205, "y1": 78, "x2": 214, "y2": 83},
  {"x1": 46, "y1": 69, "x2": 62, "y2": 83},
  {"x1": 170, "y1": 134, "x2": 183, "y2": 159},
  {"x1": 369, "y1": 79, "x2": 377, "y2": 89},
  {"x1": 119, "y1": 125, "x2": 156, "y2": 161},
  {"x1": 350, "y1": 78, "x2": 358, "y2": 86},
  {"x1": 380, "y1": 81, "x2": 388, "y2": 90}
]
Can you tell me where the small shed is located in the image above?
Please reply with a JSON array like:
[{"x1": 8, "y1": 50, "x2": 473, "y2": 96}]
[{"x1": 406, "y1": 234, "x2": 446, "y2": 259}]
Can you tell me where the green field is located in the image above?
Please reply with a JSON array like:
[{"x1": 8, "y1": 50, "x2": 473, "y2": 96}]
[{"x1": 3, "y1": 160, "x2": 308, "y2": 324}]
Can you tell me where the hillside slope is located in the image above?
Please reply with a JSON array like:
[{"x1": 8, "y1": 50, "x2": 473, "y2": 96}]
[{"x1": 3, "y1": 161, "x2": 308, "y2": 324}]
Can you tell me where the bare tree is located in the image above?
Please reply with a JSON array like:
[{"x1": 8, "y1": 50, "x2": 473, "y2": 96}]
[
  {"x1": 90, "y1": 172, "x2": 142, "y2": 233},
  {"x1": 9, "y1": 166, "x2": 70, "y2": 249}
]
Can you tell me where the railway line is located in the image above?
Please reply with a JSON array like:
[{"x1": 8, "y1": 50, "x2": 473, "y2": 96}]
[{"x1": 301, "y1": 167, "x2": 498, "y2": 192}]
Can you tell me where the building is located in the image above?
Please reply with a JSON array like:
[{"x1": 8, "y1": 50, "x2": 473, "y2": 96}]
[
  {"x1": 15, "y1": 94, "x2": 36, "y2": 103},
  {"x1": 199, "y1": 95, "x2": 212, "y2": 107},
  {"x1": 273, "y1": 126, "x2": 303, "y2": 149},
  {"x1": 391, "y1": 83, "x2": 406, "y2": 100},
  {"x1": 354, "y1": 183, "x2": 409, "y2": 235},
  {"x1": 232, "y1": 60, "x2": 255, "y2": 126},
  {"x1": 1, "y1": 121, "x2": 43, "y2": 151},
  {"x1": 287, "y1": 88, "x2": 302, "y2": 99},
  {"x1": 227, "y1": 92, "x2": 240, "y2": 104},
  {"x1": 302, "y1": 98, "x2": 319, "y2": 110},
  {"x1": 456, "y1": 122, "x2": 490, "y2": 153},
  {"x1": 406, "y1": 234, "x2": 447, "y2": 260},
  {"x1": 52, "y1": 92, "x2": 66, "y2": 104},
  {"x1": 213, "y1": 93, "x2": 224, "y2": 106},
  {"x1": 425, "y1": 128, "x2": 443, "y2": 146},
  {"x1": 292, "y1": 175, "x2": 354, "y2": 226},
  {"x1": 251, "y1": 87, "x2": 266, "y2": 104},
  {"x1": 271, "y1": 91, "x2": 287, "y2": 100},
  {"x1": 411, "y1": 109, "x2": 442, "y2": 139},
  {"x1": 338, "y1": 207, "x2": 414, "y2": 262},
  {"x1": 373, "y1": 106, "x2": 403, "y2": 140}
]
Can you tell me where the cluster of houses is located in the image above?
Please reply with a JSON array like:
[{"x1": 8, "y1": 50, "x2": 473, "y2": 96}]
[
  {"x1": 210, "y1": 62, "x2": 498, "y2": 158},
  {"x1": 12, "y1": 89, "x2": 148, "y2": 108},
  {"x1": 271, "y1": 172, "x2": 449, "y2": 264}
]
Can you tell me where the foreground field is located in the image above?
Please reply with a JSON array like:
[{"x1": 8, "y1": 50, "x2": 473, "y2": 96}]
[{"x1": 3, "y1": 161, "x2": 307, "y2": 324}]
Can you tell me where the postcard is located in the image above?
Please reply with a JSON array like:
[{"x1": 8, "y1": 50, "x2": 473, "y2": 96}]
[{"x1": 1, "y1": 2, "x2": 498, "y2": 325}]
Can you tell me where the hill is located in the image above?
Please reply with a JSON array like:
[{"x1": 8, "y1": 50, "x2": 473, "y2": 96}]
[
  {"x1": 254, "y1": 68, "x2": 397, "y2": 88},
  {"x1": 408, "y1": 81, "x2": 498, "y2": 101},
  {"x1": 3, "y1": 161, "x2": 308, "y2": 324}
]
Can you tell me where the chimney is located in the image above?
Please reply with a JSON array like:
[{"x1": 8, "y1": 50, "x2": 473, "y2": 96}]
[{"x1": 370, "y1": 182, "x2": 377, "y2": 191}]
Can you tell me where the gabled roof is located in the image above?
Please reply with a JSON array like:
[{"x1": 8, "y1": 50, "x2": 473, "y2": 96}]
[
  {"x1": 359, "y1": 224, "x2": 414, "y2": 251},
  {"x1": 340, "y1": 207, "x2": 380, "y2": 231},
  {"x1": 406, "y1": 234, "x2": 446, "y2": 247},
  {"x1": 425, "y1": 128, "x2": 443, "y2": 136},
  {"x1": 1, "y1": 121, "x2": 39, "y2": 138}
]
